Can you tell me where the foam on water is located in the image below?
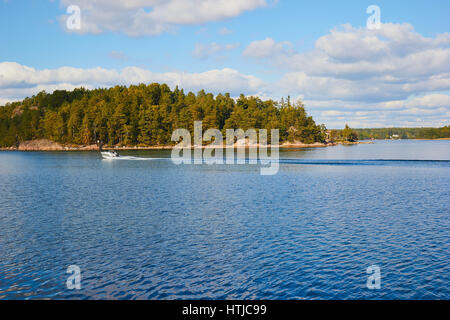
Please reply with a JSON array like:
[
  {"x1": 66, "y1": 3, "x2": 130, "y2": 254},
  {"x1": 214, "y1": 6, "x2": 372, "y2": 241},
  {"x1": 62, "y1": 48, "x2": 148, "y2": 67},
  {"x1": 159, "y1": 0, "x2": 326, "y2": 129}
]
[{"x1": 102, "y1": 156, "x2": 166, "y2": 161}]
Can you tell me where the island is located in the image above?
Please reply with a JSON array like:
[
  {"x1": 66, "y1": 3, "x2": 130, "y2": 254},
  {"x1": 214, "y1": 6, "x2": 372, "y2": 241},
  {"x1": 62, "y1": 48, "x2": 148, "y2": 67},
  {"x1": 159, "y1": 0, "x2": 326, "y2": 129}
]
[{"x1": 0, "y1": 84, "x2": 358, "y2": 151}]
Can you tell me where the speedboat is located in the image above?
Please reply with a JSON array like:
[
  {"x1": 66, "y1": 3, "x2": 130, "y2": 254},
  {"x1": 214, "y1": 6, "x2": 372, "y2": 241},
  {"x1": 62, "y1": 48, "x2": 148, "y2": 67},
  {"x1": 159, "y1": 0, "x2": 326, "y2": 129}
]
[{"x1": 101, "y1": 150, "x2": 120, "y2": 159}]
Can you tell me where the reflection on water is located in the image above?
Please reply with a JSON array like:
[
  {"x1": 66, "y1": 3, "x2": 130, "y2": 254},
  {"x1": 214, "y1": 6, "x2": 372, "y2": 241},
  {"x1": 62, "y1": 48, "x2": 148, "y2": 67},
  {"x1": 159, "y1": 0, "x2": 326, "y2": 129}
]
[{"x1": 0, "y1": 140, "x2": 449, "y2": 299}]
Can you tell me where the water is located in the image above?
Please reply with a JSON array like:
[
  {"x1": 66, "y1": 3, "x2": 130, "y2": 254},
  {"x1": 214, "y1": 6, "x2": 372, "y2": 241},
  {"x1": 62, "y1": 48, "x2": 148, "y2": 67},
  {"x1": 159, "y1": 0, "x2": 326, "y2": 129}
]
[{"x1": 0, "y1": 140, "x2": 449, "y2": 299}]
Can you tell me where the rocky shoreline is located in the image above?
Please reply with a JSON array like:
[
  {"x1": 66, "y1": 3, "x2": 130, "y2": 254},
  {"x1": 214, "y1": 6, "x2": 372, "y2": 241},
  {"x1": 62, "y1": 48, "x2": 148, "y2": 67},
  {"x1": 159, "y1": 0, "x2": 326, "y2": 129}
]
[{"x1": 0, "y1": 139, "x2": 359, "y2": 151}]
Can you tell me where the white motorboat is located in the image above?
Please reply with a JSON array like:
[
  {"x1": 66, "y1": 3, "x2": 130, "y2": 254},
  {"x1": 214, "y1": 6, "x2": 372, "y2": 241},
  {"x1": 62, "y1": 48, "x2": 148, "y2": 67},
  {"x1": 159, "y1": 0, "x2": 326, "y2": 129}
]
[{"x1": 101, "y1": 150, "x2": 120, "y2": 159}]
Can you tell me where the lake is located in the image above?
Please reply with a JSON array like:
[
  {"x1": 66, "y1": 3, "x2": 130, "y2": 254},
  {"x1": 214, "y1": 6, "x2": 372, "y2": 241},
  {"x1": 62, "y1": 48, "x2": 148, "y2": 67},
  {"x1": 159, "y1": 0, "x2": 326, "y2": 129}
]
[{"x1": 0, "y1": 140, "x2": 449, "y2": 299}]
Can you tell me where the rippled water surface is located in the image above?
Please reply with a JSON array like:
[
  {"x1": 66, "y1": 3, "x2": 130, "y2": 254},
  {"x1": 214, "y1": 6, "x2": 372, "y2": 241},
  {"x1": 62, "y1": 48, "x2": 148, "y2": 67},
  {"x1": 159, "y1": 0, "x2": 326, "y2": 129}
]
[{"x1": 0, "y1": 140, "x2": 449, "y2": 299}]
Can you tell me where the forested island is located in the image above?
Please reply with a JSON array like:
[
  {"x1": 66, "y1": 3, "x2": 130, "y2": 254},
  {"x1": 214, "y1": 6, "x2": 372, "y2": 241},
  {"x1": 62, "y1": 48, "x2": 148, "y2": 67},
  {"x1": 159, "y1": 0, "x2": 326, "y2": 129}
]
[
  {"x1": 1, "y1": 84, "x2": 448, "y2": 150},
  {"x1": 355, "y1": 127, "x2": 450, "y2": 140},
  {"x1": 0, "y1": 84, "x2": 328, "y2": 149}
]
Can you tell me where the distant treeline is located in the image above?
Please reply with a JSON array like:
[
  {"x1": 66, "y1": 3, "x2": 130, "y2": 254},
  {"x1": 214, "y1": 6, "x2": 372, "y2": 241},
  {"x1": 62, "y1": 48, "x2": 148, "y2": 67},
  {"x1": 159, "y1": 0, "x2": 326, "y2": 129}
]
[
  {"x1": 0, "y1": 84, "x2": 327, "y2": 147},
  {"x1": 328, "y1": 124, "x2": 358, "y2": 143},
  {"x1": 355, "y1": 127, "x2": 450, "y2": 140}
]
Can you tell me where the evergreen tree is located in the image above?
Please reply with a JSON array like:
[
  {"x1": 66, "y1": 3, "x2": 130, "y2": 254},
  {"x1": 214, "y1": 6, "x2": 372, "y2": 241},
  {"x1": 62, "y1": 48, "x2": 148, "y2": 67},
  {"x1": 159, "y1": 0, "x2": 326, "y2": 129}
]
[{"x1": 0, "y1": 84, "x2": 335, "y2": 147}]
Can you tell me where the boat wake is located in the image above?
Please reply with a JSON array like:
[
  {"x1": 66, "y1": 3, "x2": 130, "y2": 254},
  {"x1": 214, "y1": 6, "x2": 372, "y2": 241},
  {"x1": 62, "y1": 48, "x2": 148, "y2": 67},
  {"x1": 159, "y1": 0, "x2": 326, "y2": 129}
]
[
  {"x1": 101, "y1": 156, "x2": 449, "y2": 166},
  {"x1": 102, "y1": 156, "x2": 166, "y2": 161}
]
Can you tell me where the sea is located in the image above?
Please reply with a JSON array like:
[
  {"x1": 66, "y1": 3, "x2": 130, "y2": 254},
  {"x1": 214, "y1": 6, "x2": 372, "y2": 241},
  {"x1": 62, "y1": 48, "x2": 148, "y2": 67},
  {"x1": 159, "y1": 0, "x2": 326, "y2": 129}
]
[{"x1": 0, "y1": 140, "x2": 448, "y2": 299}]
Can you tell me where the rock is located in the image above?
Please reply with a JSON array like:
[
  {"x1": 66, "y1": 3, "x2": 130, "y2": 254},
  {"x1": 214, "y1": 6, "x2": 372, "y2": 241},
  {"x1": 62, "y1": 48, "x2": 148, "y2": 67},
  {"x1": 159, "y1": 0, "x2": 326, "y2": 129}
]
[{"x1": 18, "y1": 139, "x2": 64, "y2": 151}]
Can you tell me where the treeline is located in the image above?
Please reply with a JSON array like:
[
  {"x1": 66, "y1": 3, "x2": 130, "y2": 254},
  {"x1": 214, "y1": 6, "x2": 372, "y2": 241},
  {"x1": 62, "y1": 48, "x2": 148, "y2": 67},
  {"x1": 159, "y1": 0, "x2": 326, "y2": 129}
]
[
  {"x1": 355, "y1": 127, "x2": 450, "y2": 140},
  {"x1": 329, "y1": 124, "x2": 358, "y2": 142},
  {"x1": 0, "y1": 84, "x2": 326, "y2": 147}
]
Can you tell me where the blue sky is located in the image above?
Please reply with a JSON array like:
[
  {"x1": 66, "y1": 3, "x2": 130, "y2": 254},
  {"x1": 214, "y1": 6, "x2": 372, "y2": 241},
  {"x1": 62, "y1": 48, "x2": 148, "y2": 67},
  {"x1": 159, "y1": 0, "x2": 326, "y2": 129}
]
[{"x1": 1, "y1": 0, "x2": 449, "y2": 128}]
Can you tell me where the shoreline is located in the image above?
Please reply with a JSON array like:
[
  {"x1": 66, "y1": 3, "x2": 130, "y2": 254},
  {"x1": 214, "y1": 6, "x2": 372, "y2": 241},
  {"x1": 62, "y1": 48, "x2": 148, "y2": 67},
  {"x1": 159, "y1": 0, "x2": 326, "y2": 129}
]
[
  {"x1": 0, "y1": 139, "x2": 350, "y2": 151},
  {"x1": 0, "y1": 144, "x2": 336, "y2": 151},
  {"x1": 6, "y1": 138, "x2": 450, "y2": 152},
  {"x1": 3, "y1": 138, "x2": 450, "y2": 152},
  {"x1": 1, "y1": 138, "x2": 446, "y2": 151}
]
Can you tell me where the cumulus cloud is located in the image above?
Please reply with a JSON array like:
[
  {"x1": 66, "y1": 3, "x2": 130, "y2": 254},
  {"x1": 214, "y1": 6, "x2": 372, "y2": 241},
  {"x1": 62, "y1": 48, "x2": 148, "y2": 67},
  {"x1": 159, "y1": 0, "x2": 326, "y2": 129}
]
[
  {"x1": 270, "y1": 23, "x2": 450, "y2": 77},
  {"x1": 304, "y1": 94, "x2": 450, "y2": 128},
  {"x1": 314, "y1": 23, "x2": 450, "y2": 63},
  {"x1": 278, "y1": 71, "x2": 450, "y2": 102},
  {"x1": 241, "y1": 24, "x2": 450, "y2": 103},
  {"x1": 59, "y1": 0, "x2": 268, "y2": 36},
  {"x1": 405, "y1": 94, "x2": 450, "y2": 109},
  {"x1": 243, "y1": 37, "x2": 293, "y2": 59},
  {"x1": 0, "y1": 62, "x2": 264, "y2": 103},
  {"x1": 192, "y1": 42, "x2": 240, "y2": 60},
  {"x1": 257, "y1": 23, "x2": 450, "y2": 103},
  {"x1": 238, "y1": 23, "x2": 450, "y2": 127},
  {"x1": 0, "y1": 97, "x2": 12, "y2": 106},
  {"x1": 2, "y1": 20, "x2": 449, "y2": 128}
]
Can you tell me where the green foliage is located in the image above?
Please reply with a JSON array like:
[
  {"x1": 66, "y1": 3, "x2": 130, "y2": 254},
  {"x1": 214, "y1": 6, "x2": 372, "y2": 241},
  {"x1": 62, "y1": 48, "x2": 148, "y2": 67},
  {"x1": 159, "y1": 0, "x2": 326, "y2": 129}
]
[
  {"x1": 327, "y1": 124, "x2": 358, "y2": 142},
  {"x1": 354, "y1": 127, "x2": 450, "y2": 140},
  {"x1": 0, "y1": 84, "x2": 326, "y2": 147},
  {"x1": 341, "y1": 124, "x2": 358, "y2": 142}
]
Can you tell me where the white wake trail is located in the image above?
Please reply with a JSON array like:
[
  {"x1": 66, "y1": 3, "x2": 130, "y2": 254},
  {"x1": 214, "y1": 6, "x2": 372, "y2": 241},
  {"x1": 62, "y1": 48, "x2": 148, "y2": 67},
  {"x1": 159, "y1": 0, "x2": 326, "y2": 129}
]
[{"x1": 102, "y1": 156, "x2": 167, "y2": 161}]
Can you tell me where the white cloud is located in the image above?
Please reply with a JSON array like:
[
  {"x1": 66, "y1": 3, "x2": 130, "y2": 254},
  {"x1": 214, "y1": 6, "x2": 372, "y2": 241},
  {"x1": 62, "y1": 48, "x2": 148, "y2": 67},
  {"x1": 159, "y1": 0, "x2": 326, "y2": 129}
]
[
  {"x1": 3, "y1": 20, "x2": 449, "y2": 128},
  {"x1": 1, "y1": 60, "x2": 447, "y2": 128},
  {"x1": 0, "y1": 62, "x2": 263, "y2": 104},
  {"x1": 314, "y1": 23, "x2": 450, "y2": 63},
  {"x1": 242, "y1": 24, "x2": 450, "y2": 106},
  {"x1": 243, "y1": 37, "x2": 293, "y2": 59},
  {"x1": 59, "y1": 0, "x2": 268, "y2": 36},
  {"x1": 405, "y1": 94, "x2": 450, "y2": 109},
  {"x1": 192, "y1": 42, "x2": 239, "y2": 60},
  {"x1": 304, "y1": 94, "x2": 450, "y2": 128},
  {"x1": 0, "y1": 97, "x2": 12, "y2": 105},
  {"x1": 278, "y1": 71, "x2": 450, "y2": 102},
  {"x1": 0, "y1": 62, "x2": 120, "y2": 88}
]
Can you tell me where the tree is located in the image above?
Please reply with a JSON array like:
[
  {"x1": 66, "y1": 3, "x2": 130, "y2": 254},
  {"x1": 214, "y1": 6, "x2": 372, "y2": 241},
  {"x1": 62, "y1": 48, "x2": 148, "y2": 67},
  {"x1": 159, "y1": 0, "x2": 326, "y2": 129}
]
[
  {"x1": 0, "y1": 84, "x2": 334, "y2": 147},
  {"x1": 341, "y1": 124, "x2": 358, "y2": 142}
]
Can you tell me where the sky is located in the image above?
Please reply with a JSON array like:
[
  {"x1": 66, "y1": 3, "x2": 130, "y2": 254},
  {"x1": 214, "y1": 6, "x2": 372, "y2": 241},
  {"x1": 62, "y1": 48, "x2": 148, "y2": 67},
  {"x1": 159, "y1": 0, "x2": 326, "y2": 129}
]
[{"x1": 0, "y1": 0, "x2": 449, "y2": 128}]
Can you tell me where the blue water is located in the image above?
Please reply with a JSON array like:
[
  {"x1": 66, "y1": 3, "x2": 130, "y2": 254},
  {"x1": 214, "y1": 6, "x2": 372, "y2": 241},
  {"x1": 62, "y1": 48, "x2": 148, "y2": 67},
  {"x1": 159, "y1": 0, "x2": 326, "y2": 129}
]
[{"x1": 0, "y1": 140, "x2": 449, "y2": 299}]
